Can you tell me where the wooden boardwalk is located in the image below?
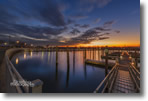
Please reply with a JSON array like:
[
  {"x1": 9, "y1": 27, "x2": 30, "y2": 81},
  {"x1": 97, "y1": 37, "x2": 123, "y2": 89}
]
[
  {"x1": 94, "y1": 51, "x2": 140, "y2": 93},
  {"x1": 112, "y1": 53, "x2": 136, "y2": 93}
]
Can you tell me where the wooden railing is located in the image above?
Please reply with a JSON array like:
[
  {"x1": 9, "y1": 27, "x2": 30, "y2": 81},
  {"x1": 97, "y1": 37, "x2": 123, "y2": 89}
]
[
  {"x1": 129, "y1": 63, "x2": 140, "y2": 92},
  {"x1": 94, "y1": 63, "x2": 119, "y2": 93}
]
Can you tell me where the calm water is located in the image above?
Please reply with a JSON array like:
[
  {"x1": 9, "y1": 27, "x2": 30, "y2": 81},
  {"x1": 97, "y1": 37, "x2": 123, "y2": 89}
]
[{"x1": 11, "y1": 50, "x2": 115, "y2": 93}]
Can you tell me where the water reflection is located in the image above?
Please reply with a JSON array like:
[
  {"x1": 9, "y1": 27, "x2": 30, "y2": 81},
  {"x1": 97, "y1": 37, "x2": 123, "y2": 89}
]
[
  {"x1": 41, "y1": 51, "x2": 44, "y2": 59},
  {"x1": 24, "y1": 53, "x2": 26, "y2": 59},
  {"x1": 16, "y1": 58, "x2": 19, "y2": 64},
  {"x1": 73, "y1": 50, "x2": 75, "y2": 75},
  {"x1": 56, "y1": 49, "x2": 58, "y2": 80},
  {"x1": 30, "y1": 51, "x2": 33, "y2": 57},
  {"x1": 11, "y1": 50, "x2": 107, "y2": 93}
]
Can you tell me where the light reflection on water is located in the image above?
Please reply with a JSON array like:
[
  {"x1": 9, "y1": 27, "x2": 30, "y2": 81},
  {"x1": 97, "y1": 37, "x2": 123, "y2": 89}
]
[{"x1": 11, "y1": 50, "x2": 114, "y2": 93}]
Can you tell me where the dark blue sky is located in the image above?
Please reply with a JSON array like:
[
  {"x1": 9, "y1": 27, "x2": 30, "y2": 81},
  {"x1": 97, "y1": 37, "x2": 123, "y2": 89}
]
[{"x1": 0, "y1": 0, "x2": 140, "y2": 46}]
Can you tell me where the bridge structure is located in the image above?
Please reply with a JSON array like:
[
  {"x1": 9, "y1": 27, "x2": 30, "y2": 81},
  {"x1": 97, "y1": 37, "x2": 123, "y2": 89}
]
[{"x1": 94, "y1": 51, "x2": 140, "y2": 93}]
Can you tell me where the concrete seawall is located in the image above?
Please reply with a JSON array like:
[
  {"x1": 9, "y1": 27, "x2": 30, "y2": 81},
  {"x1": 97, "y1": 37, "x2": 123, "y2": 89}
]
[
  {"x1": 0, "y1": 48, "x2": 43, "y2": 93},
  {"x1": 0, "y1": 48, "x2": 25, "y2": 93}
]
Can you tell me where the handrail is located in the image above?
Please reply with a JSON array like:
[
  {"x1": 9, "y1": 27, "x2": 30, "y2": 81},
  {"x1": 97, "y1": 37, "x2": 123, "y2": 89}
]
[
  {"x1": 5, "y1": 48, "x2": 43, "y2": 93},
  {"x1": 129, "y1": 63, "x2": 140, "y2": 92},
  {"x1": 5, "y1": 53, "x2": 29, "y2": 93},
  {"x1": 94, "y1": 63, "x2": 118, "y2": 93}
]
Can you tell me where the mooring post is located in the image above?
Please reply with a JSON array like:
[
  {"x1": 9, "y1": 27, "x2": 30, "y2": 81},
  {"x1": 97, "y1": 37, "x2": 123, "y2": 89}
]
[
  {"x1": 29, "y1": 79, "x2": 43, "y2": 93},
  {"x1": 84, "y1": 48, "x2": 86, "y2": 60},
  {"x1": 66, "y1": 46, "x2": 70, "y2": 87},
  {"x1": 134, "y1": 49, "x2": 137, "y2": 68},
  {"x1": 73, "y1": 49, "x2": 75, "y2": 74},
  {"x1": 55, "y1": 46, "x2": 58, "y2": 80},
  {"x1": 56, "y1": 46, "x2": 58, "y2": 64},
  {"x1": 90, "y1": 48, "x2": 91, "y2": 59},
  {"x1": 98, "y1": 47, "x2": 100, "y2": 61},
  {"x1": 105, "y1": 46, "x2": 109, "y2": 76},
  {"x1": 93, "y1": 48, "x2": 95, "y2": 60}
]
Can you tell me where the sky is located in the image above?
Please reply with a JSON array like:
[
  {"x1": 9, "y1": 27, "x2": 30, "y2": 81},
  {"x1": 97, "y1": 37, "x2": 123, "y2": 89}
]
[{"x1": 0, "y1": 0, "x2": 140, "y2": 46}]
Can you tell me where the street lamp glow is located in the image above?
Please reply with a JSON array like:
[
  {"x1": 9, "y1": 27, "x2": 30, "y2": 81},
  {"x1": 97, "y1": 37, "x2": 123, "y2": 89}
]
[
  {"x1": 4, "y1": 42, "x2": 7, "y2": 45},
  {"x1": 16, "y1": 41, "x2": 20, "y2": 44}
]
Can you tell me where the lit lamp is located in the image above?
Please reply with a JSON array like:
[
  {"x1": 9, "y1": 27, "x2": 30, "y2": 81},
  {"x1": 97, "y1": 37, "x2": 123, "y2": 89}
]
[
  {"x1": 129, "y1": 55, "x2": 132, "y2": 59},
  {"x1": 4, "y1": 42, "x2": 7, "y2": 45},
  {"x1": 120, "y1": 55, "x2": 123, "y2": 59},
  {"x1": 16, "y1": 41, "x2": 20, "y2": 44},
  {"x1": 132, "y1": 58, "x2": 135, "y2": 65}
]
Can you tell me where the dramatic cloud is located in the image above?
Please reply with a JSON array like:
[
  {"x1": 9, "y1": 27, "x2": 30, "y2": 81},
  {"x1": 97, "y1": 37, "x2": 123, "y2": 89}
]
[
  {"x1": 0, "y1": 0, "x2": 66, "y2": 27},
  {"x1": 95, "y1": 27, "x2": 111, "y2": 31},
  {"x1": 103, "y1": 20, "x2": 116, "y2": 27},
  {"x1": 0, "y1": 0, "x2": 121, "y2": 46},
  {"x1": 70, "y1": 28, "x2": 81, "y2": 35},
  {"x1": 74, "y1": 24, "x2": 90, "y2": 28},
  {"x1": 99, "y1": 37, "x2": 110, "y2": 40},
  {"x1": 0, "y1": 23, "x2": 67, "y2": 39}
]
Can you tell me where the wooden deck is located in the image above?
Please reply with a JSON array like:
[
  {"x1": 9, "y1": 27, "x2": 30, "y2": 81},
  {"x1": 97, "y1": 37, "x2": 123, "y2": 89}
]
[
  {"x1": 85, "y1": 59, "x2": 115, "y2": 69},
  {"x1": 111, "y1": 54, "x2": 136, "y2": 93},
  {"x1": 112, "y1": 52, "x2": 138, "y2": 93},
  {"x1": 94, "y1": 51, "x2": 140, "y2": 93}
]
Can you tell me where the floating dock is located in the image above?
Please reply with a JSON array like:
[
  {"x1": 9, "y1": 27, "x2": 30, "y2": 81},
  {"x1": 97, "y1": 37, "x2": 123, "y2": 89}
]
[{"x1": 85, "y1": 59, "x2": 115, "y2": 69}]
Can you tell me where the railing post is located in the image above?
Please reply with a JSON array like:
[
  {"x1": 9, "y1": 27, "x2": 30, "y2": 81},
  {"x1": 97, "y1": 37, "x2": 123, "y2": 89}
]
[
  {"x1": 29, "y1": 79, "x2": 43, "y2": 93},
  {"x1": 104, "y1": 46, "x2": 109, "y2": 92},
  {"x1": 116, "y1": 57, "x2": 119, "y2": 64},
  {"x1": 134, "y1": 50, "x2": 138, "y2": 69}
]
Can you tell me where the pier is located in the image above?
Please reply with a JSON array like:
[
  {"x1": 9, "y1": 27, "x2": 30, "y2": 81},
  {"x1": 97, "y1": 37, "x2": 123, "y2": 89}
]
[
  {"x1": 94, "y1": 51, "x2": 140, "y2": 93},
  {"x1": 0, "y1": 47, "x2": 140, "y2": 93}
]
